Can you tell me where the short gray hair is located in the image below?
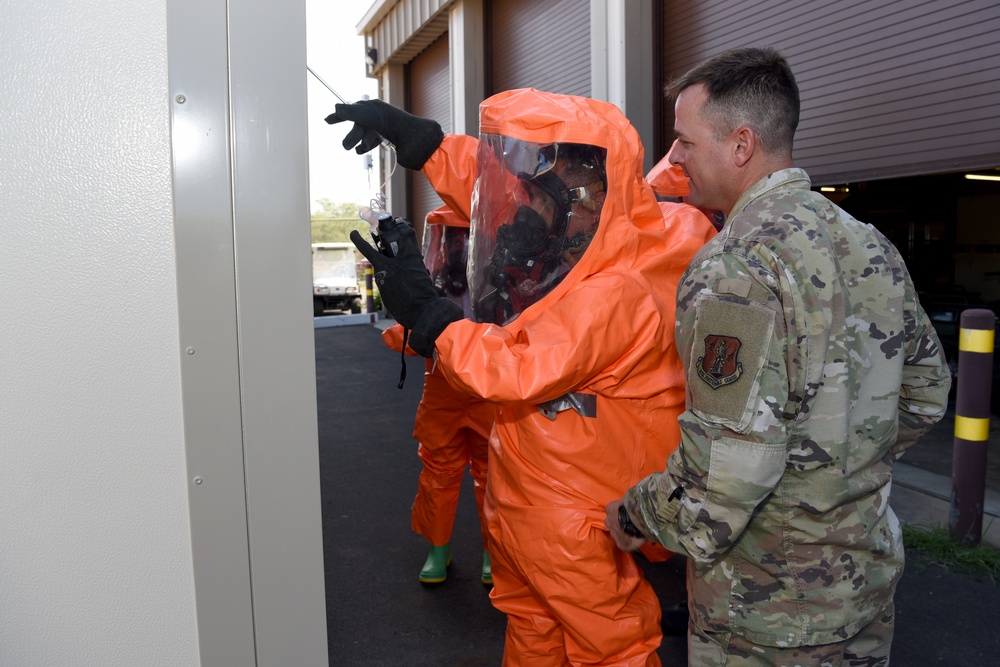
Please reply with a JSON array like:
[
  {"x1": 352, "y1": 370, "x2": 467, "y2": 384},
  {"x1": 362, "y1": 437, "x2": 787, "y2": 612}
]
[{"x1": 667, "y1": 46, "x2": 799, "y2": 155}]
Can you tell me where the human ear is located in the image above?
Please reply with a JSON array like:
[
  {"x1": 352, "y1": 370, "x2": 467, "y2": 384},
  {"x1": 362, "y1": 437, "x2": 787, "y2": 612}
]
[{"x1": 733, "y1": 126, "x2": 754, "y2": 167}]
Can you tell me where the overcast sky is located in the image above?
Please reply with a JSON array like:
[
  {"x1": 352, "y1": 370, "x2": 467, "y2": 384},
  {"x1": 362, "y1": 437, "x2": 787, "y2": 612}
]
[{"x1": 306, "y1": 0, "x2": 381, "y2": 211}]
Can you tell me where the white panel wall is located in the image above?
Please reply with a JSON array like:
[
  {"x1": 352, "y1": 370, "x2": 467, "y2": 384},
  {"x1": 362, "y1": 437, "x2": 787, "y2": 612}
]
[{"x1": 0, "y1": 1, "x2": 200, "y2": 664}]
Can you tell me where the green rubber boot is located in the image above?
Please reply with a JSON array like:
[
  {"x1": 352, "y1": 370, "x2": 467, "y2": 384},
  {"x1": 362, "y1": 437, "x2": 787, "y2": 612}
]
[
  {"x1": 419, "y1": 543, "x2": 451, "y2": 584},
  {"x1": 481, "y1": 550, "x2": 493, "y2": 585}
]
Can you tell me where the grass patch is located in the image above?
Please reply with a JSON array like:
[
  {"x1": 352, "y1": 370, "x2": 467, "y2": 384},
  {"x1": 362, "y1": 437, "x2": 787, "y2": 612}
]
[{"x1": 903, "y1": 524, "x2": 1000, "y2": 582}]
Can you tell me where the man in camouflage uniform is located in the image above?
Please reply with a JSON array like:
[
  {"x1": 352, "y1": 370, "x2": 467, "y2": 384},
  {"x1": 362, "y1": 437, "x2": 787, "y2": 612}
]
[{"x1": 605, "y1": 46, "x2": 951, "y2": 665}]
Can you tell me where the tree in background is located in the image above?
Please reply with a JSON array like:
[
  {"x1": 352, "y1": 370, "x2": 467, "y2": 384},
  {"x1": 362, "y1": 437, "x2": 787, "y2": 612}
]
[{"x1": 311, "y1": 199, "x2": 368, "y2": 243}]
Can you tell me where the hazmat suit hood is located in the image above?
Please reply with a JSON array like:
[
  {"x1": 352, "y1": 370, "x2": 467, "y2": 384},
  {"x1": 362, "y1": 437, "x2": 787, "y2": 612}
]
[
  {"x1": 422, "y1": 215, "x2": 472, "y2": 317},
  {"x1": 646, "y1": 140, "x2": 691, "y2": 199},
  {"x1": 468, "y1": 88, "x2": 666, "y2": 325}
]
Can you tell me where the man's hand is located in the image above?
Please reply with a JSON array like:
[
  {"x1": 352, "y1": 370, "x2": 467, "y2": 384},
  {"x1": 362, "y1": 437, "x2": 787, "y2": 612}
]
[
  {"x1": 325, "y1": 99, "x2": 444, "y2": 171},
  {"x1": 351, "y1": 222, "x2": 462, "y2": 357},
  {"x1": 604, "y1": 499, "x2": 647, "y2": 552}
]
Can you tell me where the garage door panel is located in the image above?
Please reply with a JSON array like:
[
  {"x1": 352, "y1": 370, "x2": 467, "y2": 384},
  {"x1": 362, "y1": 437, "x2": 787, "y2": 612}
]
[
  {"x1": 409, "y1": 33, "x2": 450, "y2": 236},
  {"x1": 800, "y1": 120, "x2": 1000, "y2": 160},
  {"x1": 803, "y1": 79, "x2": 1000, "y2": 131},
  {"x1": 662, "y1": 0, "x2": 1000, "y2": 183},
  {"x1": 490, "y1": 0, "x2": 590, "y2": 97},
  {"x1": 666, "y1": 1, "x2": 993, "y2": 60},
  {"x1": 800, "y1": 101, "x2": 1000, "y2": 148},
  {"x1": 809, "y1": 151, "x2": 1000, "y2": 184}
]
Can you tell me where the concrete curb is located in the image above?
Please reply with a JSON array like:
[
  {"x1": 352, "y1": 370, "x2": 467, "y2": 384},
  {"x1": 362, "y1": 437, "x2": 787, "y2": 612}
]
[
  {"x1": 893, "y1": 461, "x2": 1000, "y2": 548},
  {"x1": 313, "y1": 312, "x2": 384, "y2": 328}
]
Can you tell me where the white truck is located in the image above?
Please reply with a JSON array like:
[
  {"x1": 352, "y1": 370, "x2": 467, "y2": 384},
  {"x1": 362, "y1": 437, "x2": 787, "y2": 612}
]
[{"x1": 312, "y1": 242, "x2": 362, "y2": 316}]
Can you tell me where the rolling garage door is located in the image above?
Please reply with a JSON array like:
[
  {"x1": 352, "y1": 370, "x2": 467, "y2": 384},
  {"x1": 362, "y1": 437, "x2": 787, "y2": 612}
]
[
  {"x1": 408, "y1": 33, "x2": 451, "y2": 239},
  {"x1": 490, "y1": 0, "x2": 590, "y2": 97},
  {"x1": 661, "y1": 0, "x2": 1000, "y2": 184}
]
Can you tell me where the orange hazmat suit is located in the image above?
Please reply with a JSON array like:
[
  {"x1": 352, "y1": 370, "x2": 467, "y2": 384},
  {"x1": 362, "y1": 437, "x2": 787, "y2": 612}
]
[
  {"x1": 418, "y1": 89, "x2": 716, "y2": 665},
  {"x1": 382, "y1": 207, "x2": 494, "y2": 551},
  {"x1": 646, "y1": 141, "x2": 691, "y2": 199},
  {"x1": 381, "y1": 323, "x2": 493, "y2": 549}
]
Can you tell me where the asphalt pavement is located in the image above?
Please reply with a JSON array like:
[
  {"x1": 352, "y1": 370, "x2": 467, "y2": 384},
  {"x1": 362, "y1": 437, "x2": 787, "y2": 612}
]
[{"x1": 316, "y1": 319, "x2": 1000, "y2": 666}]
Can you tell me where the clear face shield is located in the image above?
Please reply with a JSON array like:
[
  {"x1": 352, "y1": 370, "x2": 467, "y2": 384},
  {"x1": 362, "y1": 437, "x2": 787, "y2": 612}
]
[
  {"x1": 468, "y1": 135, "x2": 607, "y2": 325},
  {"x1": 422, "y1": 223, "x2": 470, "y2": 302}
]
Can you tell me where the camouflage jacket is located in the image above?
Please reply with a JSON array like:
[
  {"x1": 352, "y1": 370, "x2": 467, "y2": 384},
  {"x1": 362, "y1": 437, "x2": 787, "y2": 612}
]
[{"x1": 624, "y1": 169, "x2": 951, "y2": 646}]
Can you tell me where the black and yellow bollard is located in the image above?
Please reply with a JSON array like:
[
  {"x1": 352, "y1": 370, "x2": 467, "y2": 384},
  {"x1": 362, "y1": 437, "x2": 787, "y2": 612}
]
[
  {"x1": 364, "y1": 262, "x2": 375, "y2": 316},
  {"x1": 949, "y1": 308, "x2": 996, "y2": 546}
]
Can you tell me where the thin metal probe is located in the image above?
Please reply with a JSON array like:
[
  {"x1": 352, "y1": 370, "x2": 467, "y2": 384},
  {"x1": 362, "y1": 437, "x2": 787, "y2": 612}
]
[
  {"x1": 306, "y1": 65, "x2": 397, "y2": 198},
  {"x1": 307, "y1": 65, "x2": 351, "y2": 104}
]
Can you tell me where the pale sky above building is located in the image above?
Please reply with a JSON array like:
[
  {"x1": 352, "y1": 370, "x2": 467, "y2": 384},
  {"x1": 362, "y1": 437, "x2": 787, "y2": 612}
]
[{"x1": 306, "y1": 0, "x2": 380, "y2": 211}]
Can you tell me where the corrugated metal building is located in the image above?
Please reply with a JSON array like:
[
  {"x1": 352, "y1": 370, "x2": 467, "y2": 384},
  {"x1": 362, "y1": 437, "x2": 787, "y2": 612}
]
[{"x1": 356, "y1": 0, "x2": 1000, "y2": 306}]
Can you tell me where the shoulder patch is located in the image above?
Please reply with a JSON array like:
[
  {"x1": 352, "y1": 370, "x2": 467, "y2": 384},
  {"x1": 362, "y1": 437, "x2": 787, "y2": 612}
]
[
  {"x1": 688, "y1": 296, "x2": 775, "y2": 432},
  {"x1": 697, "y1": 335, "x2": 744, "y2": 388}
]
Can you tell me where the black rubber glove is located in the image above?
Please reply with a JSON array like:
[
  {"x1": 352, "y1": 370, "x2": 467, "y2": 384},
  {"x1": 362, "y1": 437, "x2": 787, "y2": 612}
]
[
  {"x1": 350, "y1": 222, "x2": 462, "y2": 358},
  {"x1": 326, "y1": 99, "x2": 445, "y2": 171}
]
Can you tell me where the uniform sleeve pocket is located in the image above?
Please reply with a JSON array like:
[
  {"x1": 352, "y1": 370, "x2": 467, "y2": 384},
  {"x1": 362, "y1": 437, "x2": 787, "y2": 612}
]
[{"x1": 687, "y1": 296, "x2": 774, "y2": 433}]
